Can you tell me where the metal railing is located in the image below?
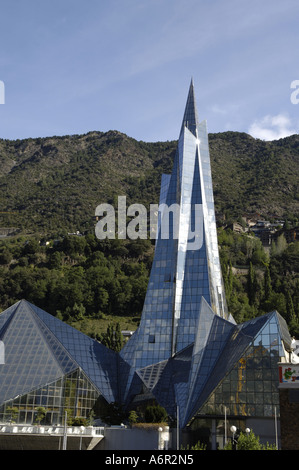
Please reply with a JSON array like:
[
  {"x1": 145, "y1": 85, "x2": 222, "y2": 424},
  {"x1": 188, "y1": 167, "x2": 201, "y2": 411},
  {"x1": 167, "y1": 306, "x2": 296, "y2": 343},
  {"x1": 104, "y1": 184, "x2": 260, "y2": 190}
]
[{"x1": 0, "y1": 423, "x2": 105, "y2": 437}]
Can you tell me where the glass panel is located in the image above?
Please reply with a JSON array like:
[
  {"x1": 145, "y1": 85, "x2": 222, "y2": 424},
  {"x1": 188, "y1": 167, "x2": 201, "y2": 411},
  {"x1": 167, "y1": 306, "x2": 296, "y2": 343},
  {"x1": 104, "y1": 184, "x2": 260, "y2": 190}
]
[
  {"x1": 198, "y1": 315, "x2": 282, "y2": 418},
  {"x1": 0, "y1": 369, "x2": 100, "y2": 425}
]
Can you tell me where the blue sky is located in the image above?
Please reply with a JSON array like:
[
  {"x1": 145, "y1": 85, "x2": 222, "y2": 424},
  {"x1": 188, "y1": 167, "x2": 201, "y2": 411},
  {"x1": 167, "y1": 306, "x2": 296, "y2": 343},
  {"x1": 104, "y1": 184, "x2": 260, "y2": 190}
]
[{"x1": 0, "y1": 0, "x2": 298, "y2": 142}]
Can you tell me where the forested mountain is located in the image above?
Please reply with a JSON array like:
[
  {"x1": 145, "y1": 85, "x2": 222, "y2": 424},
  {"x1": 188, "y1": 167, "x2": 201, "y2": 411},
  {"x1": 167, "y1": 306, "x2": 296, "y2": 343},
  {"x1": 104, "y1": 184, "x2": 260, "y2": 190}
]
[
  {"x1": 0, "y1": 130, "x2": 298, "y2": 233},
  {"x1": 0, "y1": 130, "x2": 298, "y2": 343}
]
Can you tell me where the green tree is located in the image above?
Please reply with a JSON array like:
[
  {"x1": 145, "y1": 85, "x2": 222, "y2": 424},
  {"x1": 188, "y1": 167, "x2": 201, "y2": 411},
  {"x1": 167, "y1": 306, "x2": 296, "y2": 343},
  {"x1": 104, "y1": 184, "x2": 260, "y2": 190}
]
[
  {"x1": 5, "y1": 406, "x2": 19, "y2": 423},
  {"x1": 72, "y1": 302, "x2": 86, "y2": 320},
  {"x1": 271, "y1": 234, "x2": 288, "y2": 256},
  {"x1": 289, "y1": 314, "x2": 299, "y2": 337},
  {"x1": 262, "y1": 291, "x2": 286, "y2": 316},
  {"x1": 0, "y1": 249, "x2": 12, "y2": 265},
  {"x1": 223, "y1": 261, "x2": 234, "y2": 303},
  {"x1": 247, "y1": 262, "x2": 257, "y2": 306},
  {"x1": 34, "y1": 407, "x2": 47, "y2": 425},
  {"x1": 100, "y1": 322, "x2": 123, "y2": 352},
  {"x1": 48, "y1": 251, "x2": 63, "y2": 269},
  {"x1": 236, "y1": 430, "x2": 263, "y2": 450},
  {"x1": 263, "y1": 264, "x2": 272, "y2": 302},
  {"x1": 144, "y1": 405, "x2": 168, "y2": 423},
  {"x1": 286, "y1": 289, "x2": 295, "y2": 323},
  {"x1": 224, "y1": 430, "x2": 277, "y2": 450},
  {"x1": 128, "y1": 410, "x2": 139, "y2": 424}
]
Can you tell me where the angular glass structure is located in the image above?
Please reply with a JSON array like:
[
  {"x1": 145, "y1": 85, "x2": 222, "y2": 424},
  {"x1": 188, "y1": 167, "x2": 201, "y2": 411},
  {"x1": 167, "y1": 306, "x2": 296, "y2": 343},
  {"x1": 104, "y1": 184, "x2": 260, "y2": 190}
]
[
  {"x1": 0, "y1": 299, "x2": 119, "y2": 424},
  {"x1": 117, "y1": 81, "x2": 293, "y2": 445},
  {"x1": 0, "y1": 82, "x2": 294, "y2": 448},
  {"x1": 120, "y1": 80, "x2": 231, "y2": 374}
]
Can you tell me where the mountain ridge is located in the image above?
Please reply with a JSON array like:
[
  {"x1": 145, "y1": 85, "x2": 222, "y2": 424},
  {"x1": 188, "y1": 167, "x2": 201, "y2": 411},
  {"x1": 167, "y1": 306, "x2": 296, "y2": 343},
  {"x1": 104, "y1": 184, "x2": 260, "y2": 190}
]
[{"x1": 0, "y1": 130, "x2": 298, "y2": 234}]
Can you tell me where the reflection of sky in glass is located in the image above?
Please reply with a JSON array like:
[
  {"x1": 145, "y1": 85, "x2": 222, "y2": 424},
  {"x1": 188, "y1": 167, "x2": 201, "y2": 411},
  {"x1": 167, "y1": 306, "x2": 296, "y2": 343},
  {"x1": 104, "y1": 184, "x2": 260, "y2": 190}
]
[
  {"x1": 0, "y1": 368, "x2": 99, "y2": 425},
  {"x1": 0, "y1": 300, "x2": 119, "y2": 406},
  {"x1": 121, "y1": 81, "x2": 229, "y2": 378},
  {"x1": 195, "y1": 313, "x2": 284, "y2": 419}
]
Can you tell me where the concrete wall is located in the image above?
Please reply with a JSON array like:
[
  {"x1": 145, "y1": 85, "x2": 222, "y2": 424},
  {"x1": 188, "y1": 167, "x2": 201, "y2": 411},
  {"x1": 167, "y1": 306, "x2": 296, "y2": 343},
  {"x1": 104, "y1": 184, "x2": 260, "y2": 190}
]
[{"x1": 95, "y1": 427, "x2": 172, "y2": 451}]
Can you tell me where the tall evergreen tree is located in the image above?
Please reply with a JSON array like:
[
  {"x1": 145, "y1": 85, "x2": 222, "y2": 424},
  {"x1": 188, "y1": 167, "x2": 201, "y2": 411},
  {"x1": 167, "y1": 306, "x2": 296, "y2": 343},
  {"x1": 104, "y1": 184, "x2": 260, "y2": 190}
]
[
  {"x1": 286, "y1": 289, "x2": 296, "y2": 324},
  {"x1": 100, "y1": 322, "x2": 123, "y2": 352},
  {"x1": 263, "y1": 265, "x2": 272, "y2": 302},
  {"x1": 223, "y1": 261, "x2": 233, "y2": 302},
  {"x1": 247, "y1": 262, "x2": 257, "y2": 306}
]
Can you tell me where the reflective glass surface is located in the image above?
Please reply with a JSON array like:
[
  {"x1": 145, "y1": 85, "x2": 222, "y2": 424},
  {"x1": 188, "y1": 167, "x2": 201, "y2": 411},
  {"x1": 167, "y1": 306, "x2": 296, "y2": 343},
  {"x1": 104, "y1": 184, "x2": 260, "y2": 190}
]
[
  {"x1": 0, "y1": 300, "x2": 119, "y2": 423},
  {"x1": 127, "y1": 311, "x2": 288, "y2": 428},
  {"x1": 0, "y1": 368, "x2": 99, "y2": 425},
  {"x1": 0, "y1": 300, "x2": 72, "y2": 405},
  {"x1": 0, "y1": 82, "x2": 292, "y2": 432},
  {"x1": 121, "y1": 80, "x2": 230, "y2": 398},
  {"x1": 29, "y1": 302, "x2": 119, "y2": 403},
  {"x1": 193, "y1": 312, "x2": 284, "y2": 419}
]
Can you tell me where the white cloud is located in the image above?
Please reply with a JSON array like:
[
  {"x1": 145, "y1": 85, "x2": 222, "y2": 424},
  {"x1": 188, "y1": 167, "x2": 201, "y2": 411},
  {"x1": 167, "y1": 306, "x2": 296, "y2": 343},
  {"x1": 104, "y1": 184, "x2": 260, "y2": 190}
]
[{"x1": 248, "y1": 114, "x2": 297, "y2": 140}]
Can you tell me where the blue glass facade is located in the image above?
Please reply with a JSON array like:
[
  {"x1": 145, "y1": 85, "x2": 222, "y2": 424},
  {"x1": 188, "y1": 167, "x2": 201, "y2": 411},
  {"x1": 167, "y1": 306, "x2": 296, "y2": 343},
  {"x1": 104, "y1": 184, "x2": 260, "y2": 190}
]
[
  {"x1": 0, "y1": 81, "x2": 293, "y2": 434},
  {"x1": 118, "y1": 80, "x2": 292, "y2": 428},
  {"x1": 124, "y1": 308, "x2": 291, "y2": 428},
  {"x1": 120, "y1": 81, "x2": 230, "y2": 381},
  {"x1": 0, "y1": 300, "x2": 119, "y2": 424}
]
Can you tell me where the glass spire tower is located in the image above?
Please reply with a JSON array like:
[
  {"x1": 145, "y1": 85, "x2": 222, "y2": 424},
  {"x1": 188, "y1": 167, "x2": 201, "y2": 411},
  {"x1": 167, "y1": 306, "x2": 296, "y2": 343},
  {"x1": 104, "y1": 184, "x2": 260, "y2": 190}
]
[
  {"x1": 0, "y1": 81, "x2": 293, "y2": 442},
  {"x1": 121, "y1": 80, "x2": 233, "y2": 379}
]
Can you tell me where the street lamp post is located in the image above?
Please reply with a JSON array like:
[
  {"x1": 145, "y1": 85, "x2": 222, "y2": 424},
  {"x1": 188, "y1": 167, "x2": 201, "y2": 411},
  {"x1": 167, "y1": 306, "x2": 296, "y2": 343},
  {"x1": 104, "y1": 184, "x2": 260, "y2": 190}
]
[
  {"x1": 79, "y1": 425, "x2": 85, "y2": 450},
  {"x1": 230, "y1": 425, "x2": 237, "y2": 450},
  {"x1": 62, "y1": 411, "x2": 67, "y2": 450}
]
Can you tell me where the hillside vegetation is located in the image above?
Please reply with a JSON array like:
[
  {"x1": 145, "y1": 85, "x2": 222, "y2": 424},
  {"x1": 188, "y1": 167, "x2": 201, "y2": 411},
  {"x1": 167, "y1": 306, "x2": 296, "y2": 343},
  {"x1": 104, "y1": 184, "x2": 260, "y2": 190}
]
[
  {"x1": 0, "y1": 130, "x2": 298, "y2": 341},
  {"x1": 0, "y1": 130, "x2": 298, "y2": 233}
]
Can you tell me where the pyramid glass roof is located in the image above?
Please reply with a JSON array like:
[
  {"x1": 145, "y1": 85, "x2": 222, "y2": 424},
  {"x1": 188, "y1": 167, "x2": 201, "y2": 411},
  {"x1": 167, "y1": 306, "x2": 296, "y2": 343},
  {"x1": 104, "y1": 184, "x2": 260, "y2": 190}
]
[{"x1": 0, "y1": 300, "x2": 119, "y2": 405}]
